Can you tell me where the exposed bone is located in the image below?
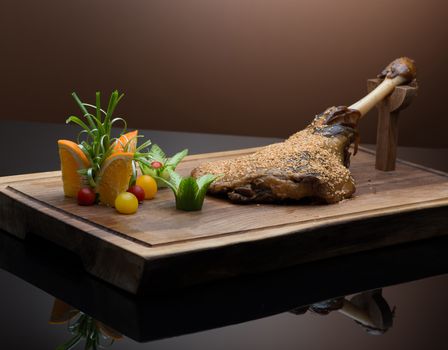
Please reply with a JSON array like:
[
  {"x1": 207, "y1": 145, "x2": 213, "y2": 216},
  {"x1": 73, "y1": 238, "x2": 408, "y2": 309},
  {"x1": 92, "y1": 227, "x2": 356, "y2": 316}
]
[
  {"x1": 191, "y1": 57, "x2": 417, "y2": 204},
  {"x1": 349, "y1": 57, "x2": 416, "y2": 117},
  {"x1": 338, "y1": 299, "x2": 376, "y2": 327}
]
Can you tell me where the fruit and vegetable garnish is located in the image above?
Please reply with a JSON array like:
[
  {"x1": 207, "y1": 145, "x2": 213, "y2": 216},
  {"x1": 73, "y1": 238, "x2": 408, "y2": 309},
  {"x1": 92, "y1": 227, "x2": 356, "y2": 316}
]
[
  {"x1": 50, "y1": 299, "x2": 121, "y2": 350},
  {"x1": 58, "y1": 91, "x2": 218, "y2": 214},
  {"x1": 138, "y1": 144, "x2": 188, "y2": 188},
  {"x1": 156, "y1": 169, "x2": 221, "y2": 211}
]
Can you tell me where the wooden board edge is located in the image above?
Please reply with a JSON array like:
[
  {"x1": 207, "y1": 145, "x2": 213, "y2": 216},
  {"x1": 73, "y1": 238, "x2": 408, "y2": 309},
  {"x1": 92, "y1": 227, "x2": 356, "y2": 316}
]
[
  {"x1": 139, "y1": 205, "x2": 448, "y2": 291},
  {"x1": 2, "y1": 180, "x2": 448, "y2": 259},
  {"x1": 1, "y1": 168, "x2": 448, "y2": 293},
  {"x1": 139, "y1": 198, "x2": 448, "y2": 257},
  {"x1": 0, "y1": 188, "x2": 146, "y2": 294}
]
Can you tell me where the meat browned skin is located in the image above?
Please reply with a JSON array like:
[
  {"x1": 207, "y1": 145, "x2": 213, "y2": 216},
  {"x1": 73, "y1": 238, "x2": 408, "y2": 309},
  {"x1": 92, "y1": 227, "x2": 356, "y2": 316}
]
[
  {"x1": 192, "y1": 107, "x2": 360, "y2": 203},
  {"x1": 191, "y1": 57, "x2": 417, "y2": 204}
]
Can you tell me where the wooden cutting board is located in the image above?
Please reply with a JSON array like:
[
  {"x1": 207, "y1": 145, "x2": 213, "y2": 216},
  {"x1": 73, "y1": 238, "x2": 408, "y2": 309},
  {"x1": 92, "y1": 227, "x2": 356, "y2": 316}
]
[{"x1": 1, "y1": 147, "x2": 447, "y2": 294}]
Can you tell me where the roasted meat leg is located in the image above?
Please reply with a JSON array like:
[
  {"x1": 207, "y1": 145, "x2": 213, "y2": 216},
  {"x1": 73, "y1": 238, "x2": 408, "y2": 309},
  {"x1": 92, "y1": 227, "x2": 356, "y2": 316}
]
[{"x1": 191, "y1": 57, "x2": 417, "y2": 204}]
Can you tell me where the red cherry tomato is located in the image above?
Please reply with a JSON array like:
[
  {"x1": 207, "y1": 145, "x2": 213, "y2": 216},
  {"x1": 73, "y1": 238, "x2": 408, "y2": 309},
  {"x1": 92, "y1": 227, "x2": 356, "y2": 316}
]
[
  {"x1": 127, "y1": 185, "x2": 145, "y2": 202},
  {"x1": 77, "y1": 187, "x2": 96, "y2": 206},
  {"x1": 151, "y1": 161, "x2": 163, "y2": 169}
]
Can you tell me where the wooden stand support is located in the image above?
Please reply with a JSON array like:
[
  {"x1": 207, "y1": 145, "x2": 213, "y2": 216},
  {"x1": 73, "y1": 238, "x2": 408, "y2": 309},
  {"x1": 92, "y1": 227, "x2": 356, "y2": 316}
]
[{"x1": 367, "y1": 78, "x2": 418, "y2": 171}]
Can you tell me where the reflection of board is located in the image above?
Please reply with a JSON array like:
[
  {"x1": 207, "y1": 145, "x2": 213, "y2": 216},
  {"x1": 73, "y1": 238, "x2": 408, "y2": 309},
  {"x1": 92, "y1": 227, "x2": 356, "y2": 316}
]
[{"x1": 1, "y1": 147, "x2": 447, "y2": 294}]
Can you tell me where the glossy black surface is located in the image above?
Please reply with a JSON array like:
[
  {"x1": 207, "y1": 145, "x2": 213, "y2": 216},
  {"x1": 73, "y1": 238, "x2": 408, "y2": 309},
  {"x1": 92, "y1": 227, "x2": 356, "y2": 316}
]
[{"x1": 0, "y1": 121, "x2": 447, "y2": 349}]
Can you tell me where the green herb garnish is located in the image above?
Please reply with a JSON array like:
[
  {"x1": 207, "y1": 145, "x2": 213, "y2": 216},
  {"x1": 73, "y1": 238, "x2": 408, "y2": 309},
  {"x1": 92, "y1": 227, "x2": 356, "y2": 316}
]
[
  {"x1": 156, "y1": 169, "x2": 220, "y2": 211},
  {"x1": 56, "y1": 313, "x2": 116, "y2": 350},
  {"x1": 66, "y1": 90, "x2": 151, "y2": 187},
  {"x1": 137, "y1": 144, "x2": 188, "y2": 188}
]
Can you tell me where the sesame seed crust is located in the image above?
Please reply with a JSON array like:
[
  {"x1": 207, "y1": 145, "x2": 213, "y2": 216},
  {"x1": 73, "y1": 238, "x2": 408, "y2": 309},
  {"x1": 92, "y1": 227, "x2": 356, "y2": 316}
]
[{"x1": 191, "y1": 107, "x2": 357, "y2": 204}]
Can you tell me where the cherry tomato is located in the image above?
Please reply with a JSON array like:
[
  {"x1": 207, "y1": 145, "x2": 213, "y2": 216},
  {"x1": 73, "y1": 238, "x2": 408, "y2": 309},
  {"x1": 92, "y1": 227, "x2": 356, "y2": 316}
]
[
  {"x1": 127, "y1": 185, "x2": 145, "y2": 202},
  {"x1": 151, "y1": 161, "x2": 163, "y2": 169},
  {"x1": 77, "y1": 187, "x2": 96, "y2": 206},
  {"x1": 115, "y1": 192, "x2": 138, "y2": 214},
  {"x1": 136, "y1": 175, "x2": 157, "y2": 199}
]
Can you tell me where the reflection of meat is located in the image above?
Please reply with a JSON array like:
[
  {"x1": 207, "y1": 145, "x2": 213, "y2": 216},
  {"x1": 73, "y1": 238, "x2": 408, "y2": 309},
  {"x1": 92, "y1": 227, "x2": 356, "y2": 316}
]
[
  {"x1": 192, "y1": 57, "x2": 417, "y2": 204},
  {"x1": 289, "y1": 289, "x2": 394, "y2": 335},
  {"x1": 192, "y1": 106, "x2": 359, "y2": 203}
]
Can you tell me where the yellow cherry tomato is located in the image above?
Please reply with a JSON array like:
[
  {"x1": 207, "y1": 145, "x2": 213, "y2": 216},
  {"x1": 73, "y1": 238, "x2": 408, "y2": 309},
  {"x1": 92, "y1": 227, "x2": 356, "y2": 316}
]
[
  {"x1": 115, "y1": 192, "x2": 138, "y2": 214},
  {"x1": 136, "y1": 175, "x2": 157, "y2": 199}
]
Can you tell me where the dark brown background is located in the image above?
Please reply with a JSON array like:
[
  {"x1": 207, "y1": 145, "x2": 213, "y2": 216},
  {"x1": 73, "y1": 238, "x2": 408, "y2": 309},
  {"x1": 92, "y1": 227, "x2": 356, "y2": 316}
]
[{"x1": 1, "y1": 0, "x2": 447, "y2": 147}]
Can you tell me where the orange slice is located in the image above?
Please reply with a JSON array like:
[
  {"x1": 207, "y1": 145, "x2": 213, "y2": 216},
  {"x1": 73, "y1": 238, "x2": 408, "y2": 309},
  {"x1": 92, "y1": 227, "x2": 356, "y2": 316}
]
[
  {"x1": 58, "y1": 140, "x2": 90, "y2": 197},
  {"x1": 96, "y1": 152, "x2": 134, "y2": 207},
  {"x1": 49, "y1": 299, "x2": 79, "y2": 324},
  {"x1": 114, "y1": 130, "x2": 138, "y2": 152},
  {"x1": 96, "y1": 322, "x2": 123, "y2": 340}
]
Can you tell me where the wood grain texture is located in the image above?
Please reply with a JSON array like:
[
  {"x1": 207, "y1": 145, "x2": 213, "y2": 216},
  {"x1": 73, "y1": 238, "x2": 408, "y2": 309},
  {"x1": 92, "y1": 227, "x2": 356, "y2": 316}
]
[
  {"x1": 0, "y1": 147, "x2": 447, "y2": 294},
  {"x1": 368, "y1": 79, "x2": 418, "y2": 171}
]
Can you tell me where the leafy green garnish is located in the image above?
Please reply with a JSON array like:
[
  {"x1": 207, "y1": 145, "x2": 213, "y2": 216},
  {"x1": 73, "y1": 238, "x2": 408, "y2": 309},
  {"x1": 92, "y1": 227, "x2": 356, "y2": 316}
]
[
  {"x1": 156, "y1": 169, "x2": 220, "y2": 211},
  {"x1": 67, "y1": 90, "x2": 150, "y2": 187},
  {"x1": 148, "y1": 144, "x2": 166, "y2": 163},
  {"x1": 137, "y1": 144, "x2": 188, "y2": 188},
  {"x1": 56, "y1": 313, "x2": 116, "y2": 350}
]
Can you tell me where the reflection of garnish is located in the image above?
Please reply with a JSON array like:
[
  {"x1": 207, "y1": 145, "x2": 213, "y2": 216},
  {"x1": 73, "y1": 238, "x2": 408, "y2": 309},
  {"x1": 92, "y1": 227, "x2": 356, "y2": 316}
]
[
  {"x1": 137, "y1": 144, "x2": 188, "y2": 188},
  {"x1": 50, "y1": 299, "x2": 121, "y2": 350},
  {"x1": 156, "y1": 169, "x2": 220, "y2": 211},
  {"x1": 56, "y1": 313, "x2": 119, "y2": 350}
]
